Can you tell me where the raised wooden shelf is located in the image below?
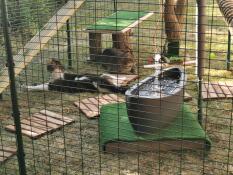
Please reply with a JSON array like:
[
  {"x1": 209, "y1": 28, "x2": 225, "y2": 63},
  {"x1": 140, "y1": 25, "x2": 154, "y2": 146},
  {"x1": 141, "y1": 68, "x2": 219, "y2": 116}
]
[
  {"x1": 86, "y1": 11, "x2": 154, "y2": 60},
  {"x1": 86, "y1": 11, "x2": 154, "y2": 34}
]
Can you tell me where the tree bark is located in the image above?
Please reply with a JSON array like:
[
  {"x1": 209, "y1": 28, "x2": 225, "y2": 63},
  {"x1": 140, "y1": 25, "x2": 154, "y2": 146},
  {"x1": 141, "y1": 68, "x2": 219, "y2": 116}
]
[
  {"x1": 164, "y1": 0, "x2": 186, "y2": 57},
  {"x1": 164, "y1": 0, "x2": 186, "y2": 42}
]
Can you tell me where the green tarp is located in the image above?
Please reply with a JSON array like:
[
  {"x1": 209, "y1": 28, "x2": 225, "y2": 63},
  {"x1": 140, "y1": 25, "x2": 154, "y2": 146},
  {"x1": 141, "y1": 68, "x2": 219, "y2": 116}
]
[{"x1": 99, "y1": 103, "x2": 211, "y2": 149}]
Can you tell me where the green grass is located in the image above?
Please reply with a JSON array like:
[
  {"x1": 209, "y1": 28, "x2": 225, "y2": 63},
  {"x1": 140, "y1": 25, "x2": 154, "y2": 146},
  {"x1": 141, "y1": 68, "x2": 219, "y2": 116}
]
[{"x1": 0, "y1": 0, "x2": 233, "y2": 174}]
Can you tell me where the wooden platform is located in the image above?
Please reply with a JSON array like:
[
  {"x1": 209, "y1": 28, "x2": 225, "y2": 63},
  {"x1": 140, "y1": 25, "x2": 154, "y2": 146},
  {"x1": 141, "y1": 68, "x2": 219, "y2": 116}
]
[
  {"x1": 5, "y1": 110, "x2": 75, "y2": 139},
  {"x1": 101, "y1": 74, "x2": 138, "y2": 87},
  {"x1": 0, "y1": 146, "x2": 16, "y2": 164},
  {"x1": 74, "y1": 94, "x2": 125, "y2": 118},
  {"x1": 86, "y1": 11, "x2": 154, "y2": 34},
  {"x1": 0, "y1": 1, "x2": 84, "y2": 94},
  {"x1": 184, "y1": 92, "x2": 192, "y2": 102},
  {"x1": 202, "y1": 82, "x2": 233, "y2": 100},
  {"x1": 104, "y1": 140, "x2": 208, "y2": 153}
]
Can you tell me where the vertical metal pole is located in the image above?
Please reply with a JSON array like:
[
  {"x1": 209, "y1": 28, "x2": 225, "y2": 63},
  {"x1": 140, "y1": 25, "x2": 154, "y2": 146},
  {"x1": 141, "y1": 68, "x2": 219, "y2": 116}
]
[
  {"x1": 64, "y1": 0, "x2": 72, "y2": 69},
  {"x1": 113, "y1": 0, "x2": 117, "y2": 12},
  {"x1": 197, "y1": 0, "x2": 206, "y2": 125},
  {"x1": 227, "y1": 30, "x2": 231, "y2": 70},
  {"x1": 1, "y1": 0, "x2": 27, "y2": 174},
  {"x1": 66, "y1": 20, "x2": 72, "y2": 69}
]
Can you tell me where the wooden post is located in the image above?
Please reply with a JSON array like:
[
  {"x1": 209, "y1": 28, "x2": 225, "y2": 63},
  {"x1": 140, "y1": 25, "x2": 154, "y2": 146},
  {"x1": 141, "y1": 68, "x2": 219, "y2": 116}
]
[
  {"x1": 197, "y1": 0, "x2": 206, "y2": 125},
  {"x1": 66, "y1": 20, "x2": 72, "y2": 69},
  {"x1": 89, "y1": 32, "x2": 102, "y2": 60},
  {"x1": 227, "y1": 30, "x2": 231, "y2": 70}
]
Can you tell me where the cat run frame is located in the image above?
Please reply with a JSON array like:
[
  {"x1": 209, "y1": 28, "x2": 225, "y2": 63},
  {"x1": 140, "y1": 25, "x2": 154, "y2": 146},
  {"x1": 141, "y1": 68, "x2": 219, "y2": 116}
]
[{"x1": 1, "y1": 0, "x2": 233, "y2": 174}]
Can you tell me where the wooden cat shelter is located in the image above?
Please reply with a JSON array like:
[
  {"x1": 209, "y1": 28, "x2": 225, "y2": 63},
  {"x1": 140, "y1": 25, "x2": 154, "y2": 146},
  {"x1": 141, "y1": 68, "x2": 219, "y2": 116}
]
[{"x1": 86, "y1": 11, "x2": 154, "y2": 60}]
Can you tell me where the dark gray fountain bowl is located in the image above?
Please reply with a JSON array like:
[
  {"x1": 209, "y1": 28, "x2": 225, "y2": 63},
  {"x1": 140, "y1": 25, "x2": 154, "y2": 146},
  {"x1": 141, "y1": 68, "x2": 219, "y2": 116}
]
[{"x1": 125, "y1": 67, "x2": 186, "y2": 135}]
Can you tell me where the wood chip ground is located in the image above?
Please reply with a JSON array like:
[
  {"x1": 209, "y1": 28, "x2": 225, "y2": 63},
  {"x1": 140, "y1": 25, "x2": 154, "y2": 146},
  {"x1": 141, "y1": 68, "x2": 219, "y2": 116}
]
[
  {"x1": 74, "y1": 94, "x2": 125, "y2": 118},
  {"x1": 5, "y1": 110, "x2": 75, "y2": 139}
]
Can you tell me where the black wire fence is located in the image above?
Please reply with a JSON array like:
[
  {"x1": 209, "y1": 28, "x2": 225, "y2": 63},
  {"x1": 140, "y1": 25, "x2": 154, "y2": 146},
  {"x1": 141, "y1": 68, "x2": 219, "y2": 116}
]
[{"x1": 0, "y1": 0, "x2": 233, "y2": 174}]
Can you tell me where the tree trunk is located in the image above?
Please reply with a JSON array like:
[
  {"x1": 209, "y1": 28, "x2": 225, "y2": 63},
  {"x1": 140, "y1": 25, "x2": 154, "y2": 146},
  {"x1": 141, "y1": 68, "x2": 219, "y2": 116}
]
[{"x1": 164, "y1": 0, "x2": 186, "y2": 57}]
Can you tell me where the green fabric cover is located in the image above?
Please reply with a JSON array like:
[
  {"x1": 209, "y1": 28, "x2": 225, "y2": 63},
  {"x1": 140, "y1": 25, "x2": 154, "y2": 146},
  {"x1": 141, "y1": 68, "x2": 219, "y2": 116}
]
[
  {"x1": 99, "y1": 103, "x2": 211, "y2": 149},
  {"x1": 87, "y1": 11, "x2": 148, "y2": 31}
]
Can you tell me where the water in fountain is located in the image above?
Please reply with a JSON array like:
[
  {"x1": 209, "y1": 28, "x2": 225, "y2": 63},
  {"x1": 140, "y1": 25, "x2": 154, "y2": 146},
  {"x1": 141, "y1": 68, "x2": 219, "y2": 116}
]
[
  {"x1": 136, "y1": 54, "x2": 181, "y2": 97},
  {"x1": 136, "y1": 77, "x2": 180, "y2": 97}
]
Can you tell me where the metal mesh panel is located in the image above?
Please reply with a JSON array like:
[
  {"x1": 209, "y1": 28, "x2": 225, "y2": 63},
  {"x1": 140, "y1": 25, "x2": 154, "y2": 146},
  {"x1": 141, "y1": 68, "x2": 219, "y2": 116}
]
[{"x1": 0, "y1": 0, "x2": 233, "y2": 174}]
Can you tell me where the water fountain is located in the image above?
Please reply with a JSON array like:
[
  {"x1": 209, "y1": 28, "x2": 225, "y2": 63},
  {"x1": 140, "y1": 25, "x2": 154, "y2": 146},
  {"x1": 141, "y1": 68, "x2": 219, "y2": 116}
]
[{"x1": 125, "y1": 54, "x2": 186, "y2": 134}]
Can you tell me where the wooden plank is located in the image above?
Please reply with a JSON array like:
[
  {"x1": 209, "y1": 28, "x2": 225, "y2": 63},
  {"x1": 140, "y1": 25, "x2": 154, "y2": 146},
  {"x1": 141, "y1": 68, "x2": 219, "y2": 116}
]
[
  {"x1": 33, "y1": 113, "x2": 67, "y2": 126},
  {"x1": 102, "y1": 94, "x2": 124, "y2": 104},
  {"x1": 202, "y1": 82, "x2": 233, "y2": 100},
  {"x1": 184, "y1": 92, "x2": 192, "y2": 102},
  {"x1": 5, "y1": 111, "x2": 74, "y2": 139},
  {"x1": 26, "y1": 117, "x2": 54, "y2": 130},
  {"x1": 19, "y1": 123, "x2": 46, "y2": 134},
  {"x1": 218, "y1": 82, "x2": 232, "y2": 97},
  {"x1": 75, "y1": 94, "x2": 125, "y2": 118},
  {"x1": 121, "y1": 12, "x2": 154, "y2": 33},
  {"x1": 108, "y1": 94, "x2": 125, "y2": 102},
  {"x1": 98, "y1": 97, "x2": 110, "y2": 105},
  {"x1": 5, "y1": 125, "x2": 38, "y2": 138},
  {"x1": 0, "y1": 147, "x2": 16, "y2": 153},
  {"x1": 101, "y1": 74, "x2": 138, "y2": 87},
  {"x1": 88, "y1": 98, "x2": 100, "y2": 107},
  {"x1": 39, "y1": 110, "x2": 74, "y2": 123},
  {"x1": 202, "y1": 83, "x2": 208, "y2": 99},
  {"x1": 31, "y1": 115, "x2": 59, "y2": 129},
  {"x1": 86, "y1": 12, "x2": 154, "y2": 34},
  {"x1": 104, "y1": 140, "x2": 207, "y2": 153},
  {"x1": 0, "y1": 146, "x2": 16, "y2": 164},
  {"x1": 0, "y1": 1, "x2": 84, "y2": 94},
  {"x1": 74, "y1": 102, "x2": 97, "y2": 117},
  {"x1": 82, "y1": 98, "x2": 99, "y2": 113},
  {"x1": 205, "y1": 82, "x2": 218, "y2": 99},
  {"x1": 21, "y1": 119, "x2": 52, "y2": 132},
  {"x1": 212, "y1": 83, "x2": 225, "y2": 98},
  {"x1": 0, "y1": 151, "x2": 14, "y2": 157},
  {"x1": 183, "y1": 60, "x2": 196, "y2": 66},
  {"x1": 225, "y1": 82, "x2": 233, "y2": 94}
]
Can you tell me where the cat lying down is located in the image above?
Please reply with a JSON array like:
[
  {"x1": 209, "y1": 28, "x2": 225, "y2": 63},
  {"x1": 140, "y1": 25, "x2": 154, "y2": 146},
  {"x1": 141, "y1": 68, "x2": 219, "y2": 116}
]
[{"x1": 24, "y1": 59, "x2": 128, "y2": 94}]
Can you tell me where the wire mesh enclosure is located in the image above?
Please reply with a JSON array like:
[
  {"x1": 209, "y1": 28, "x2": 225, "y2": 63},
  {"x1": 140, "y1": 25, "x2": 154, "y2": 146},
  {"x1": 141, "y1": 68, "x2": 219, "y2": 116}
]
[{"x1": 0, "y1": 0, "x2": 233, "y2": 174}]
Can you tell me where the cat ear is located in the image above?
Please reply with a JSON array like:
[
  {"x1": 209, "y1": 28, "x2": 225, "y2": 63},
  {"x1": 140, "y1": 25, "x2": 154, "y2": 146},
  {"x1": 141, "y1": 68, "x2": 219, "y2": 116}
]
[
  {"x1": 55, "y1": 60, "x2": 62, "y2": 66},
  {"x1": 51, "y1": 58, "x2": 58, "y2": 62},
  {"x1": 51, "y1": 58, "x2": 61, "y2": 65}
]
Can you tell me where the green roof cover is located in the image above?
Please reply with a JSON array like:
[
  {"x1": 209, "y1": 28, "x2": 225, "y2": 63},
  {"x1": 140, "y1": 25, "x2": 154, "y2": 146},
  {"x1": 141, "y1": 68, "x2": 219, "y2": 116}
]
[{"x1": 87, "y1": 11, "x2": 148, "y2": 31}]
